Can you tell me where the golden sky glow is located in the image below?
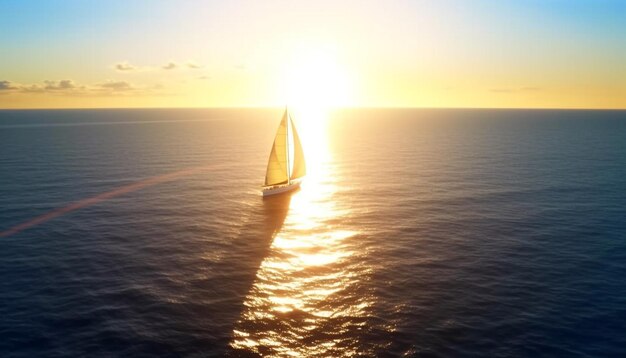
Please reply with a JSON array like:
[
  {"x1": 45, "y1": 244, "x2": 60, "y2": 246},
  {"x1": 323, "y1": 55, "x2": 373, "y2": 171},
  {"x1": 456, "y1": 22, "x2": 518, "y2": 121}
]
[{"x1": 0, "y1": 0, "x2": 625, "y2": 109}]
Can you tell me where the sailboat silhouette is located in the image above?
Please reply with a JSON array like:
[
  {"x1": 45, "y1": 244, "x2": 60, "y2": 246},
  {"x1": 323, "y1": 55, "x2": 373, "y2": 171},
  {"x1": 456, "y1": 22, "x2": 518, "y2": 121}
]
[{"x1": 262, "y1": 108, "x2": 306, "y2": 196}]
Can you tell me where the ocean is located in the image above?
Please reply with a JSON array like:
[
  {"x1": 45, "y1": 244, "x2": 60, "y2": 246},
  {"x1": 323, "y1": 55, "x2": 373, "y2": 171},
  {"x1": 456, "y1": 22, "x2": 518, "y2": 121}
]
[{"x1": 1, "y1": 108, "x2": 625, "y2": 357}]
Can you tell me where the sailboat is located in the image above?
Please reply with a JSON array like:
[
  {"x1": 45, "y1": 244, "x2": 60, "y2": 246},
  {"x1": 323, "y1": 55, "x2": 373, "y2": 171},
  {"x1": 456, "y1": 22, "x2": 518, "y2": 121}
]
[{"x1": 262, "y1": 108, "x2": 306, "y2": 197}]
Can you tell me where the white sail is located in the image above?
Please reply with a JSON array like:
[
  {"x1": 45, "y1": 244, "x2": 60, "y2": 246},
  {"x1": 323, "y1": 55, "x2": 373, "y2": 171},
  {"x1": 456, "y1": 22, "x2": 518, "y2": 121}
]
[
  {"x1": 264, "y1": 111, "x2": 289, "y2": 186},
  {"x1": 289, "y1": 116, "x2": 306, "y2": 180},
  {"x1": 263, "y1": 108, "x2": 306, "y2": 193}
]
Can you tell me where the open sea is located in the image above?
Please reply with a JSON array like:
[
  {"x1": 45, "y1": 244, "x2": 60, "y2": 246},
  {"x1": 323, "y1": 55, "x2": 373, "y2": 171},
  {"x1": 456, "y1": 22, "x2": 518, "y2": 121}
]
[{"x1": 1, "y1": 108, "x2": 625, "y2": 357}]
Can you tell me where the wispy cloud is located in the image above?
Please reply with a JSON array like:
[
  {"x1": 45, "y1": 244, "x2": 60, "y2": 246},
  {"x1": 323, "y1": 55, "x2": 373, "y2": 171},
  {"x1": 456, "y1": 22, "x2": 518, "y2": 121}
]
[
  {"x1": 0, "y1": 80, "x2": 17, "y2": 90},
  {"x1": 0, "y1": 79, "x2": 162, "y2": 97},
  {"x1": 112, "y1": 60, "x2": 202, "y2": 72},
  {"x1": 490, "y1": 86, "x2": 542, "y2": 93},
  {"x1": 162, "y1": 62, "x2": 177, "y2": 70},
  {"x1": 1, "y1": 79, "x2": 84, "y2": 94},
  {"x1": 187, "y1": 62, "x2": 201, "y2": 69},
  {"x1": 197, "y1": 75, "x2": 210, "y2": 80},
  {"x1": 20, "y1": 84, "x2": 47, "y2": 93},
  {"x1": 114, "y1": 62, "x2": 136, "y2": 71},
  {"x1": 97, "y1": 80, "x2": 134, "y2": 91},
  {"x1": 44, "y1": 80, "x2": 79, "y2": 90}
]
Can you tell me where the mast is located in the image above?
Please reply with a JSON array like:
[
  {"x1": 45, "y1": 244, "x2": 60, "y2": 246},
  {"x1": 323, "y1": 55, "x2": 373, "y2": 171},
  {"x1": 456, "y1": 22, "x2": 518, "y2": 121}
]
[{"x1": 286, "y1": 107, "x2": 291, "y2": 185}]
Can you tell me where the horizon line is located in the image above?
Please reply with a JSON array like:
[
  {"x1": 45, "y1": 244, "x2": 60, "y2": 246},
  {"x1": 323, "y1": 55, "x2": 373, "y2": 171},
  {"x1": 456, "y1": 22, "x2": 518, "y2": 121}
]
[{"x1": 1, "y1": 106, "x2": 626, "y2": 111}]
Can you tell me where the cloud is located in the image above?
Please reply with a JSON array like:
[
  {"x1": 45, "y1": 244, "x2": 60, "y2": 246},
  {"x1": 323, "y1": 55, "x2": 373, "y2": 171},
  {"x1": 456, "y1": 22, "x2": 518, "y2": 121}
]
[
  {"x1": 112, "y1": 60, "x2": 201, "y2": 72},
  {"x1": 0, "y1": 78, "x2": 164, "y2": 97},
  {"x1": 115, "y1": 62, "x2": 136, "y2": 71},
  {"x1": 2, "y1": 79, "x2": 83, "y2": 94},
  {"x1": 44, "y1": 80, "x2": 76, "y2": 90},
  {"x1": 490, "y1": 86, "x2": 542, "y2": 93},
  {"x1": 187, "y1": 62, "x2": 201, "y2": 69},
  {"x1": 97, "y1": 80, "x2": 133, "y2": 91},
  {"x1": 197, "y1": 75, "x2": 210, "y2": 80},
  {"x1": 20, "y1": 85, "x2": 47, "y2": 93},
  {"x1": 0, "y1": 80, "x2": 17, "y2": 90},
  {"x1": 162, "y1": 62, "x2": 177, "y2": 70}
]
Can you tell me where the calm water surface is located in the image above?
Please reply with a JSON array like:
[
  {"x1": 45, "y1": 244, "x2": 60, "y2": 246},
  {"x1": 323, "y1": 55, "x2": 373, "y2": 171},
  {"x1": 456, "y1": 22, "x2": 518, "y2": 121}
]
[{"x1": 1, "y1": 109, "x2": 625, "y2": 357}]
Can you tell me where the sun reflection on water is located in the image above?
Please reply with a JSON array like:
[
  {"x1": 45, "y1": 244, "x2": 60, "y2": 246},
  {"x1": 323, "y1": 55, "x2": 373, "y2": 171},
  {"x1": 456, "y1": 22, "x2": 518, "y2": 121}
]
[{"x1": 230, "y1": 109, "x2": 375, "y2": 357}]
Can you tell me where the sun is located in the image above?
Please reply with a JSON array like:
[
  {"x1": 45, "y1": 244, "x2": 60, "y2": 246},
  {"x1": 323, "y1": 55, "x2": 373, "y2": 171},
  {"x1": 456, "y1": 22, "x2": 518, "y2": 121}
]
[
  {"x1": 278, "y1": 46, "x2": 354, "y2": 111},
  {"x1": 274, "y1": 45, "x2": 354, "y2": 175}
]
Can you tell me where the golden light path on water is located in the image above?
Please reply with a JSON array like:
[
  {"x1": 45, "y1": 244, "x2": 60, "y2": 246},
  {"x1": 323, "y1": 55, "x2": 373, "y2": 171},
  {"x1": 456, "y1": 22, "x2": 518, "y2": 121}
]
[{"x1": 230, "y1": 108, "x2": 375, "y2": 356}]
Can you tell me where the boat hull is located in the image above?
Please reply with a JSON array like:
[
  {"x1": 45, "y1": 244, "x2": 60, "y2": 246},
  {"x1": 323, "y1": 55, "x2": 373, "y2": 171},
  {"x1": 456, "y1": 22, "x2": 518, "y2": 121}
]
[{"x1": 262, "y1": 181, "x2": 301, "y2": 197}]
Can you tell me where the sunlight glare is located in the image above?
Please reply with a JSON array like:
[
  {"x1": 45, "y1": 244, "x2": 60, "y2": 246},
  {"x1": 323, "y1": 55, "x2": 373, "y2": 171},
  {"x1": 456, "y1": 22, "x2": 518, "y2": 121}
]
[{"x1": 279, "y1": 46, "x2": 354, "y2": 111}]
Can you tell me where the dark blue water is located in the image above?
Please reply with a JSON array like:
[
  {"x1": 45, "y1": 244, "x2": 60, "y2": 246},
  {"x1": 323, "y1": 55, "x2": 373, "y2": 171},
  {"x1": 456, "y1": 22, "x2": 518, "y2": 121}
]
[{"x1": 1, "y1": 109, "x2": 625, "y2": 357}]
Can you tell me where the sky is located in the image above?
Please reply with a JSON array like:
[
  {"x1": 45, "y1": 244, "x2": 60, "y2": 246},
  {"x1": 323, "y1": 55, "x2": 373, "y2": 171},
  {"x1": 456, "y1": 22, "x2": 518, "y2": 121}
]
[{"x1": 0, "y1": 0, "x2": 625, "y2": 109}]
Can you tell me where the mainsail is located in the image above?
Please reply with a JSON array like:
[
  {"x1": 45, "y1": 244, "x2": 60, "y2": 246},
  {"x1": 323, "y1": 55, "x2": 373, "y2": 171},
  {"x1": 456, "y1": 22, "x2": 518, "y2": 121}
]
[
  {"x1": 264, "y1": 111, "x2": 289, "y2": 186},
  {"x1": 264, "y1": 108, "x2": 306, "y2": 187}
]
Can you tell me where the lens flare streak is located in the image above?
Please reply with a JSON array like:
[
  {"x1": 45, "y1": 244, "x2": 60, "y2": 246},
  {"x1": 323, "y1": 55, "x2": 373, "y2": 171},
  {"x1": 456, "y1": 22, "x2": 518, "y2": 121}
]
[{"x1": 0, "y1": 165, "x2": 220, "y2": 238}]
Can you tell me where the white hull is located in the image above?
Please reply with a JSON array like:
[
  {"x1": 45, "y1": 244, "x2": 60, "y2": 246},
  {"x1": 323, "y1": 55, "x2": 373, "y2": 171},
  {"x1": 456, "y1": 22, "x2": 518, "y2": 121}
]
[{"x1": 262, "y1": 181, "x2": 301, "y2": 197}]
